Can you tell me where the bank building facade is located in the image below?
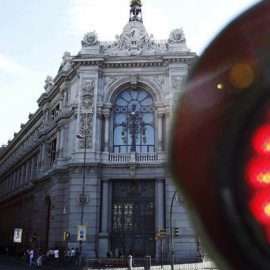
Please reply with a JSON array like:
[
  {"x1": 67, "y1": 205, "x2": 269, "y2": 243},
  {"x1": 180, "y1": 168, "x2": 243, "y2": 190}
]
[{"x1": 0, "y1": 0, "x2": 199, "y2": 260}]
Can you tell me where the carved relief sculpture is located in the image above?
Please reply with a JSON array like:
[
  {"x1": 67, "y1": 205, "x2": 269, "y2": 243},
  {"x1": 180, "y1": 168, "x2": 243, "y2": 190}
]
[
  {"x1": 168, "y1": 28, "x2": 186, "y2": 44},
  {"x1": 172, "y1": 77, "x2": 183, "y2": 109},
  {"x1": 104, "y1": 21, "x2": 165, "y2": 56},
  {"x1": 79, "y1": 79, "x2": 95, "y2": 148},
  {"x1": 81, "y1": 31, "x2": 99, "y2": 47}
]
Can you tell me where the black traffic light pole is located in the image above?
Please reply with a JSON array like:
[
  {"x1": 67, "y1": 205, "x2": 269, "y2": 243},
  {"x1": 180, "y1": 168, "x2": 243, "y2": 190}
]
[{"x1": 170, "y1": 189, "x2": 179, "y2": 270}]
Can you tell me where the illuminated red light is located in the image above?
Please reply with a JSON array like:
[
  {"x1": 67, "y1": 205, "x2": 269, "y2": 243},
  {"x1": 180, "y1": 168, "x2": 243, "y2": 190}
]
[
  {"x1": 247, "y1": 157, "x2": 270, "y2": 188},
  {"x1": 252, "y1": 125, "x2": 270, "y2": 155},
  {"x1": 250, "y1": 191, "x2": 270, "y2": 224}
]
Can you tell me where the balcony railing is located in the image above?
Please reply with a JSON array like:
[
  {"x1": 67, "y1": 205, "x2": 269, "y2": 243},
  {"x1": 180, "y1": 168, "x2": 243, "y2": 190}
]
[
  {"x1": 108, "y1": 152, "x2": 159, "y2": 163},
  {"x1": 109, "y1": 153, "x2": 131, "y2": 162}
]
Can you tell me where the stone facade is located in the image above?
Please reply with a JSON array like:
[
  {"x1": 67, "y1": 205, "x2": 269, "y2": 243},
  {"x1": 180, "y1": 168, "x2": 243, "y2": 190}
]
[{"x1": 0, "y1": 6, "x2": 199, "y2": 260}]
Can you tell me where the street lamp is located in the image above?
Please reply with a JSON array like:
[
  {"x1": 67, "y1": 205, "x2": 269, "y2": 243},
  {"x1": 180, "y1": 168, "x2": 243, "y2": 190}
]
[
  {"x1": 170, "y1": 188, "x2": 180, "y2": 270},
  {"x1": 121, "y1": 103, "x2": 146, "y2": 152},
  {"x1": 76, "y1": 134, "x2": 89, "y2": 255}
]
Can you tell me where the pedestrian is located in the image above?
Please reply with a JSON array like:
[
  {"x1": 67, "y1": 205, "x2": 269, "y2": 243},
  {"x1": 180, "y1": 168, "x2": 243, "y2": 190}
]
[
  {"x1": 54, "y1": 247, "x2": 60, "y2": 266},
  {"x1": 114, "y1": 247, "x2": 119, "y2": 258},
  {"x1": 71, "y1": 247, "x2": 75, "y2": 264},
  {"x1": 65, "y1": 247, "x2": 71, "y2": 258},
  {"x1": 37, "y1": 248, "x2": 43, "y2": 267},
  {"x1": 49, "y1": 247, "x2": 54, "y2": 264},
  {"x1": 119, "y1": 248, "x2": 123, "y2": 258},
  {"x1": 34, "y1": 248, "x2": 39, "y2": 264},
  {"x1": 29, "y1": 248, "x2": 35, "y2": 266},
  {"x1": 75, "y1": 247, "x2": 80, "y2": 265}
]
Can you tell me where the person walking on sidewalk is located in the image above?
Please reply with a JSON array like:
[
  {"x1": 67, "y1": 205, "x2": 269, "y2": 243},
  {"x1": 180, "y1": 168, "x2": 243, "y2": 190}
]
[{"x1": 29, "y1": 248, "x2": 35, "y2": 267}]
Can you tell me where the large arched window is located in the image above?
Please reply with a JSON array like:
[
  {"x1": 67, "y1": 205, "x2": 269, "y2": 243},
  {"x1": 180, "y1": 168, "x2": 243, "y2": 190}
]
[{"x1": 113, "y1": 88, "x2": 155, "y2": 153}]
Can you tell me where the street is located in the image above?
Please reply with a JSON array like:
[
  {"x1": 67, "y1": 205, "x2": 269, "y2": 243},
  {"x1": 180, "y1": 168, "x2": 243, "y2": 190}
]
[{"x1": 0, "y1": 258, "x2": 30, "y2": 270}]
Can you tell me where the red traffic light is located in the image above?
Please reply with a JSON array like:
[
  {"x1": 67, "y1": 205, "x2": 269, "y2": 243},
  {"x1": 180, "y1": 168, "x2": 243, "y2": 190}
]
[
  {"x1": 170, "y1": 1, "x2": 270, "y2": 269},
  {"x1": 32, "y1": 233, "x2": 37, "y2": 241}
]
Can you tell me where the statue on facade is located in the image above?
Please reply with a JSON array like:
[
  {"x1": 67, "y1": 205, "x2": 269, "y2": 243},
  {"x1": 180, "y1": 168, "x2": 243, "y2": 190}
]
[
  {"x1": 59, "y1": 51, "x2": 73, "y2": 72},
  {"x1": 81, "y1": 31, "x2": 99, "y2": 47},
  {"x1": 168, "y1": 28, "x2": 186, "y2": 44},
  {"x1": 44, "y1": 76, "x2": 54, "y2": 91}
]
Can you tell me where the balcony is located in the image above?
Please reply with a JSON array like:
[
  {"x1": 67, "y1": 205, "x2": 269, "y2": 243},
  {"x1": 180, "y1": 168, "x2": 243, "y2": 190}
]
[{"x1": 107, "y1": 152, "x2": 165, "y2": 163}]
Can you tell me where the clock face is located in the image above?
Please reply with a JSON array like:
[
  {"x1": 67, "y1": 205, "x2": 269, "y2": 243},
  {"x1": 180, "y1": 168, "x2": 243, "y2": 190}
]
[
  {"x1": 128, "y1": 27, "x2": 140, "y2": 39},
  {"x1": 123, "y1": 22, "x2": 146, "y2": 40}
]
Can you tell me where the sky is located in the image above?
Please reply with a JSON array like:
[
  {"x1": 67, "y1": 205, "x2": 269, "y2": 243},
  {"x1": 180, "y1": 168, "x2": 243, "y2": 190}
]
[{"x1": 0, "y1": 0, "x2": 261, "y2": 146}]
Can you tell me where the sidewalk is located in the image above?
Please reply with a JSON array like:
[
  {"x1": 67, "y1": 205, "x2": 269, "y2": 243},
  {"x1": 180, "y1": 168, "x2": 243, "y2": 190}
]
[{"x1": 0, "y1": 255, "x2": 79, "y2": 270}]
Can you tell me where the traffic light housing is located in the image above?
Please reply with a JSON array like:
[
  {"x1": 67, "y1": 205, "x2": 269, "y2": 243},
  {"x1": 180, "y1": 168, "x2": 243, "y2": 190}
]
[
  {"x1": 170, "y1": 1, "x2": 270, "y2": 269},
  {"x1": 64, "y1": 232, "x2": 70, "y2": 241},
  {"x1": 174, "y1": 227, "x2": 179, "y2": 237},
  {"x1": 32, "y1": 233, "x2": 37, "y2": 242},
  {"x1": 158, "y1": 229, "x2": 167, "y2": 237}
]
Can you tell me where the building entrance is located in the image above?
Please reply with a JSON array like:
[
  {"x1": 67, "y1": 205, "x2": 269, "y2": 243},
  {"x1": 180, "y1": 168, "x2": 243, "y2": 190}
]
[{"x1": 112, "y1": 180, "x2": 155, "y2": 257}]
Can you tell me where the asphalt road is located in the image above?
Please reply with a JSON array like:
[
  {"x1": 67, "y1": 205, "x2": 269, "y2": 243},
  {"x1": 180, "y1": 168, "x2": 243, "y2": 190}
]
[{"x1": 0, "y1": 259, "x2": 31, "y2": 270}]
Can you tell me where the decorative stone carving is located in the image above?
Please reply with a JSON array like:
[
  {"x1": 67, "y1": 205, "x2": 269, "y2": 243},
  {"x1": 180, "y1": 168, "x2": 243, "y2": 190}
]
[
  {"x1": 104, "y1": 77, "x2": 117, "y2": 88},
  {"x1": 172, "y1": 77, "x2": 183, "y2": 109},
  {"x1": 152, "y1": 75, "x2": 165, "y2": 90},
  {"x1": 60, "y1": 51, "x2": 72, "y2": 72},
  {"x1": 130, "y1": 167, "x2": 136, "y2": 179},
  {"x1": 169, "y1": 28, "x2": 186, "y2": 44},
  {"x1": 131, "y1": 74, "x2": 138, "y2": 88},
  {"x1": 82, "y1": 98, "x2": 93, "y2": 110},
  {"x1": 79, "y1": 79, "x2": 95, "y2": 149},
  {"x1": 61, "y1": 89, "x2": 69, "y2": 108},
  {"x1": 79, "y1": 113, "x2": 93, "y2": 148},
  {"x1": 104, "y1": 21, "x2": 166, "y2": 56},
  {"x1": 172, "y1": 77, "x2": 183, "y2": 92},
  {"x1": 44, "y1": 76, "x2": 54, "y2": 91},
  {"x1": 176, "y1": 193, "x2": 185, "y2": 205},
  {"x1": 82, "y1": 80, "x2": 95, "y2": 94},
  {"x1": 81, "y1": 31, "x2": 99, "y2": 47}
]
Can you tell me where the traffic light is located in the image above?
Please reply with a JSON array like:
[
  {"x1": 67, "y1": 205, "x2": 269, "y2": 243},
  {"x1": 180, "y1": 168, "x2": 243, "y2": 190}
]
[
  {"x1": 32, "y1": 233, "x2": 37, "y2": 242},
  {"x1": 170, "y1": 1, "x2": 270, "y2": 269},
  {"x1": 174, "y1": 227, "x2": 179, "y2": 237},
  {"x1": 158, "y1": 229, "x2": 167, "y2": 237},
  {"x1": 64, "y1": 232, "x2": 70, "y2": 241}
]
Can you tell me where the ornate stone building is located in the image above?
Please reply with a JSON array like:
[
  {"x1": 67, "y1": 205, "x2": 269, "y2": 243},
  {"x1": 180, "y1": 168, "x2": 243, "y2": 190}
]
[{"x1": 0, "y1": 0, "x2": 198, "y2": 260}]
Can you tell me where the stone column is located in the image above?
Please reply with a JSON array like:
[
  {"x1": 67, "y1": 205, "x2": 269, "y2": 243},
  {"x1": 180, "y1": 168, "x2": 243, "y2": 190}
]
[
  {"x1": 165, "y1": 110, "x2": 170, "y2": 151},
  {"x1": 156, "y1": 179, "x2": 165, "y2": 259},
  {"x1": 157, "y1": 113, "x2": 163, "y2": 151},
  {"x1": 12, "y1": 172, "x2": 16, "y2": 192},
  {"x1": 101, "y1": 180, "x2": 109, "y2": 232},
  {"x1": 56, "y1": 125, "x2": 64, "y2": 160},
  {"x1": 20, "y1": 165, "x2": 25, "y2": 186},
  {"x1": 104, "y1": 114, "x2": 110, "y2": 152},
  {"x1": 99, "y1": 180, "x2": 110, "y2": 257},
  {"x1": 41, "y1": 143, "x2": 47, "y2": 170},
  {"x1": 96, "y1": 109, "x2": 102, "y2": 153},
  {"x1": 157, "y1": 179, "x2": 165, "y2": 228},
  {"x1": 25, "y1": 161, "x2": 30, "y2": 184},
  {"x1": 30, "y1": 157, "x2": 35, "y2": 181}
]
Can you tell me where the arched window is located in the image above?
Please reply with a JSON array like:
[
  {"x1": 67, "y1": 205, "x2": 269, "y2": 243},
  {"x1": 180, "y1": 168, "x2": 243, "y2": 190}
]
[{"x1": 113, "y1": 88, "x2": 155, "y2": 153}]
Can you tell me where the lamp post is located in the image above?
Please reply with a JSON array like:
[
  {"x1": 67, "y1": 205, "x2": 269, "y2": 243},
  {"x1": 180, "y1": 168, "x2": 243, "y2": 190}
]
[
  {"x1": 170, "y1": 188, "x2": 179, "y2": 270},
  {"x1": 76, "y1": 134, "x2": 89, "y2": 255},
  {"x1": 121, "y1": 103, "x2": 146, "y2": 152}
]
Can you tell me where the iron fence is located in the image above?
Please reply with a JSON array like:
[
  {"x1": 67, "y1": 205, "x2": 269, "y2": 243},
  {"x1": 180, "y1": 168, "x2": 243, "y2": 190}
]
[{"x1": 82, "y1": 256, "x2": 218, "y2": 270}]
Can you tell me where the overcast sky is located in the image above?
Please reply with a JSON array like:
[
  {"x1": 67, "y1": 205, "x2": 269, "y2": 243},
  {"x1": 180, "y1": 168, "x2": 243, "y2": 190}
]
[{"x1": 0, "y1": 0, "x2": 261, "y2": 146}]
